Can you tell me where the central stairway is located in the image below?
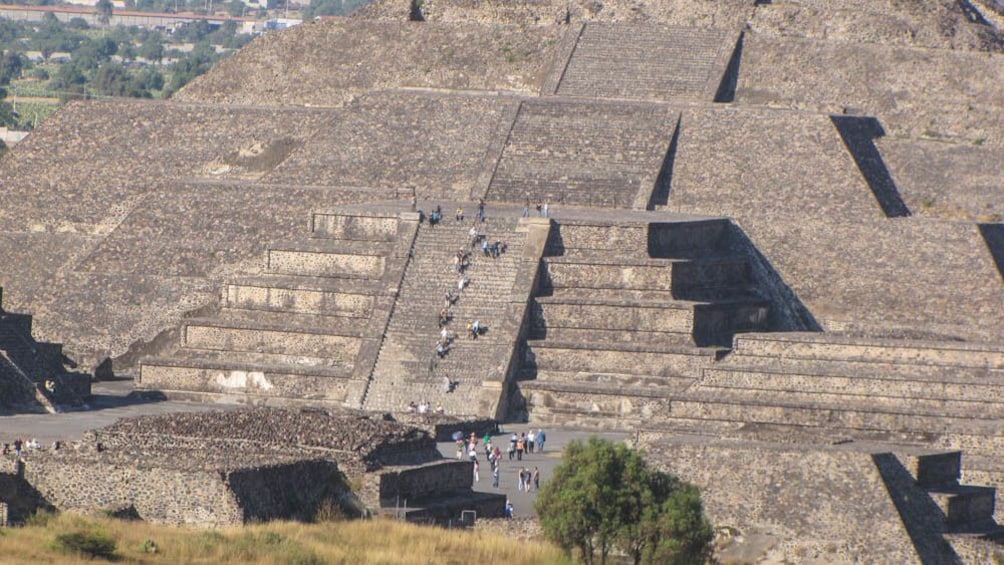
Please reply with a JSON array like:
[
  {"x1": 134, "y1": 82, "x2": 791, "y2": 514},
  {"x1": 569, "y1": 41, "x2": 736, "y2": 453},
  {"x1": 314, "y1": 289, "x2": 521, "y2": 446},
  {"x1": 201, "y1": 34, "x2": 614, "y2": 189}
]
[{"x1": 361, "y1": 216, "x2": 545, "y2": 417}]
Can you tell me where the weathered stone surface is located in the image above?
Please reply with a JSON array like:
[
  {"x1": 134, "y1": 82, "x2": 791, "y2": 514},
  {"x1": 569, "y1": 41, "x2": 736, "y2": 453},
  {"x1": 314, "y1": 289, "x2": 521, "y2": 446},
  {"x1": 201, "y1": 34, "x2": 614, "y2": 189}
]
[{"x1": 176, "y1": 20, "x2": 564, "y2": 106}]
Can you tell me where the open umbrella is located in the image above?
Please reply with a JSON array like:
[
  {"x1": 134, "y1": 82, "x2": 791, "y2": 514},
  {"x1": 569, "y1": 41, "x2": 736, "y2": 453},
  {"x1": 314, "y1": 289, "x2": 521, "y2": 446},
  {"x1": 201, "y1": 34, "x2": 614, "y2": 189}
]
[{"x1": 451, "y1": 431, "x2": 464, "y2": 441}]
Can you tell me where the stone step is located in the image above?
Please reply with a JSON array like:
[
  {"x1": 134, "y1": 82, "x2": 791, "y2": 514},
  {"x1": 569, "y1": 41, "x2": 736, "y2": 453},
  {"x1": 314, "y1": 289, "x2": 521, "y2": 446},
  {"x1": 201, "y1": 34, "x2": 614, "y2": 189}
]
[
  {"x1": 525, "y1": 368, "x2": 695, "y2": 391},
  {"x1": 178, "y1": 347, "x2": 356, "y2": 372},
  {"x1": 544, "y1": 254, "x2": 751, "y2": 293},
  {"x1": 521, "y1": 379, "x2": 672, "y2": 399},
  {"x1": 310, "y1": 212, "x2": 400, "y2": 241},
  {"x1": 718, "y1": 354, "x2": 1004, "y2": 385},
  {"x1": 692, "y1": 381, "x2": 1004, "y2": 419},
  {"x1": 527, "y1": 340, "x2": 719, "y2": 377},
  {"x1": 224, "y1": 275, "x2": 381, "y2": 317},
  {"x1": 527, "y1": 326, "x2": 697, "y2": 346},
  {"x1": 732, "y1": 333, "x2": 1004, "y2": 369},
  {"x1": 183, "y1": 310, "x2": 368, "y2": 346},
  {"x1": 533, "y1": 298, "x2": 696, "y2": 333},
  {"x1": 187, "y1": 309, "x2": 368, "y2": 335},
  {"x1": 266, "y1": 239, "x2": 392, "y2": 278},
  {"x1": 525, "y1": 403, "x2": 654, "y2": 431},
  {"x1": 671, "y1": 390, "x2": 1004, "y2": 435},
  {"x1": 700, "y1": 367, "x2": 1004, "y2": 404},
  {"x1": 139, "y1": 355, "x2": 353, "y2": 400}
]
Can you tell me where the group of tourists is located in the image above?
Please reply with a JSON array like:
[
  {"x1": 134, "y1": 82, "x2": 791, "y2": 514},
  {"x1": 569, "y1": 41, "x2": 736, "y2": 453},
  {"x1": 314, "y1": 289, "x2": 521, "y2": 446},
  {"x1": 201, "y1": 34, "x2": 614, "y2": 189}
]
[
  {"x1": 522, "y1": 197, "x2": 550, "y2": 218},
  {"x1": 406, "y1": 400, "x2": 444, "y2": 414},
  {"x1": 431, "y1": 200, "x2": 510, "y2": 360},
  {"x1": 456, "y1": 428, "x2": 546, "y2": 485},
  {"x1": 2, "y1": 438, "x2": 45, "y2": 457}
]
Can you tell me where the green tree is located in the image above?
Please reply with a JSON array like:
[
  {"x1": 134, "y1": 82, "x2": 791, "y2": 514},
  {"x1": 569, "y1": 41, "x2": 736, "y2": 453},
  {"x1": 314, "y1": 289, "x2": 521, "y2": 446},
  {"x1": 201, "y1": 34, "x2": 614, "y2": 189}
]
[
  {"x1": 0, "y1": 51, "x2": 23, "y2": 85},
  {"x1": 227, "y1": 0, "x2": 245, "y2": 17},
  {"x1": 95, "y1": 0, "x2": 114, "y2": 24},
  {"x1": 138, "y1": 33, "x2": 164, "y2": 63},
  {"x1": 536, "y1": 438, "x2": 713, "y2": 565}
]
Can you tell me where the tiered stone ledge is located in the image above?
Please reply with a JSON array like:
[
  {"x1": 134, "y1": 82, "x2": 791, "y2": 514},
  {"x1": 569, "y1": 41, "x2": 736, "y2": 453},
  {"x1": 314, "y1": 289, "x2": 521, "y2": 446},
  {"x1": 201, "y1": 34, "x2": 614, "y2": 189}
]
[{"x1": 732, "y1": 333, "x2": 1004, "y2": 369}]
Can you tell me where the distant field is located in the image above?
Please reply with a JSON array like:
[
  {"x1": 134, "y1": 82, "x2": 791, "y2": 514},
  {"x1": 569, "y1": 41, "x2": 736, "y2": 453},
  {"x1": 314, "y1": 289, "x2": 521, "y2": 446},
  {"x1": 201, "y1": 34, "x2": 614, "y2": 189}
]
[{"x1": 0, "y1": 512, "x2": 570, "y2": 565}]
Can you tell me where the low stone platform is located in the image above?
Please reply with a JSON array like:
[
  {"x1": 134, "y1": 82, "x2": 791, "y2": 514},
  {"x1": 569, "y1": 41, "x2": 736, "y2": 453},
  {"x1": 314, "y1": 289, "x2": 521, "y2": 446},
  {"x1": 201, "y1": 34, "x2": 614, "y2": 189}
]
[{"x1": 0, "y1": 407, "x2": 505, "y2": 526}]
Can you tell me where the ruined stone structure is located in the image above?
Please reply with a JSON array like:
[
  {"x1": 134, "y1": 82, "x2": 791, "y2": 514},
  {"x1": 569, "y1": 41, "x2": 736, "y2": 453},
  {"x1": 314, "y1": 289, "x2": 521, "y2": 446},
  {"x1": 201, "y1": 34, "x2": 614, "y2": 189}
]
[
  {"x1": 0, "y1": 288, "x2": 90, "y2": 412},
  {"x1": 0, "y1": 408, "x2": 504, "y2": 526},
  {"x1": 1, "y1": 0, "x2": 1003, "y2": 560}
]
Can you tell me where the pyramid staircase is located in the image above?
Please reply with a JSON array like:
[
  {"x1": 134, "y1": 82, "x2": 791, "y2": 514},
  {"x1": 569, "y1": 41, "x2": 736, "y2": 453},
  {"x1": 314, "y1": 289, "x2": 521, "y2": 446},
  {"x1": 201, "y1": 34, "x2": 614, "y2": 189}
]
[
  {"x1": 360, "y1": 215, "x2": 549, "y2": 418},
  {"x1": 139, "y1": 211, "x2": 420, "y2": 405},
  {"x1": 0, "y1": 288, "x2": 90, "y2": 412}
]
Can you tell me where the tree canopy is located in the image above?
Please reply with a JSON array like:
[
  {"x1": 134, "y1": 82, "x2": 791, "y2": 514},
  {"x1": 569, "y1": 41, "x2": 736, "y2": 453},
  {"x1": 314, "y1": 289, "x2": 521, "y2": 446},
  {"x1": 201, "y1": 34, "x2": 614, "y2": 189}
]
[{"x1": 535, "y1": 438, "x2": 713, "y2": 565}]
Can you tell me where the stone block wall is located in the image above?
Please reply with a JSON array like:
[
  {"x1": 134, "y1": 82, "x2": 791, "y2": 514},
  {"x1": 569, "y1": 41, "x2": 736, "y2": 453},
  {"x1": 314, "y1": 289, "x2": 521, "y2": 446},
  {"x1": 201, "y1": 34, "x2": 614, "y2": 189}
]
[
  {"x1": 647, "y1": 220, "x2": 728, "y2": 257},
  {"x1": 24, "y1": 456, "x2": 243, "y2": 526},
  {"x1": 377, "y1": 460, "x2": 473, "y2": 506},
  {"x1": 548, "y1": 222, "x2": 649, "y2": 253},
  {"x1": 267, "y1": 250, "x2": 385, "y2": 278},
  {"x1": 545, "y1": 260, "x2": 673, "y2": 291},
  {"x1": 227, "y1": 460, "x2": 356, "y2": 522},
  {"x1": 138, "y1": 363, "x2": 352, "y2": 401},
  {"x1": 312, "y1": 213, "x2": 400, "y2": 241}
]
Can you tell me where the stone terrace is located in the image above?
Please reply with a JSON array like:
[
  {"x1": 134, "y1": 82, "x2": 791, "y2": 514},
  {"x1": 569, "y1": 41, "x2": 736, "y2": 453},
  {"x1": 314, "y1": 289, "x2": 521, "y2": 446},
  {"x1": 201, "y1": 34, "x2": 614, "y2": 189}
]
[
  {"x1": 735, "y1": 35, "x2": 1004, "y2": 145},
  {"x1": 0, "y1": 99, "x2": 413, "y2": 370},
  {"x1": 668, "y1": 106, "x2": 1004, "y2": 342},
  {"x1": 358, "y1": 0, "x2": 755, "y2": 30},
  {"x1": 487, "y1": 99, "x2": 677, "y2": 208},
  {"x1": 93, "y1": 408, "x2": 437, "y2": 468},
  {"x1": 749, "y1": 0, "x2": 1004, "y2": 52},
  {"x1": 640, "y1": 435, "x2": 999, "y2": 563},
  {"x1": 260, "y1": 92, "x2": 518, "y2": 200},
  {"x1": 555, "y1": 23, "x2": 736, "y2": 102},
  {"x1": 139, "y1": 211, "x2": 415, "y2": 405},
  {"x1": 517, "y1": 218, "x2": 771, "y2": 429},
  {"x1": 175, "y1": 20, "x2": 565, "y2": 107},
  {"x1": 675, "y1": 332, "x2": 1004, "y2": 449},
  {"x1": 877, "y1": 137, "x2": 1004, "y2": 221},
  {"x1": 0, "y1": 293, "x2": 90, "y2": 412},
  {"x1": 9, "y1": 408, "x2": 505, "y2": 526}
]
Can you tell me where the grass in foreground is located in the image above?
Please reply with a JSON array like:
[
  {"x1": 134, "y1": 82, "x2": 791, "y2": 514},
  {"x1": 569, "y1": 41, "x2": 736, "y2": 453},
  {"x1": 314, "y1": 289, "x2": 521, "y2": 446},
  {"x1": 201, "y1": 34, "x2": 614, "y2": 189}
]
[{"x1": 0, "y1": 512, "x2": 572, "y2": 565}]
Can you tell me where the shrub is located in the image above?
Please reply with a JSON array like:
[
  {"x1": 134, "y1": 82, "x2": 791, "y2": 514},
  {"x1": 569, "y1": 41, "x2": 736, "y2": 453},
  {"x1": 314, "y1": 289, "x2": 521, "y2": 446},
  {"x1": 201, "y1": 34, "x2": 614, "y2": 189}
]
[{"x1": 52, "y1": 530, "x2": 117, "y2": 559}]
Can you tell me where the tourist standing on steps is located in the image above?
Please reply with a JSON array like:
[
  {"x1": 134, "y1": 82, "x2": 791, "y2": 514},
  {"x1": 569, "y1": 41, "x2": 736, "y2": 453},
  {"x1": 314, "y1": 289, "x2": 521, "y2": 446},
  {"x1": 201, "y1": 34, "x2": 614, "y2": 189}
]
[
  {"x1": 543, "y1": 199, "x2": 550, "y2": 218},
  {"x1": 456, "y1": 206, "x2": 464, "y2": 222},
  {"x1": 473, "y1": 458, "x2": 480, "y2": 482},
  {"x1": 516, "y1": 435, "x2": 525, "y2": 460},
  {"x1": 537, "y1": 428, "x2": 546, "y2": 452},
  {"x1": 505, "y1": 499, "x2": 514, "y2": 519},
  {"x1": 533, "y1": 466, "x2": 540, "y2": 492},
  {"x1": 526, "y1": 429, "x2": 535, "y2": 454},
  {"x1": 493, "y1": 464, "x2": 500, "y2": 488},
  {"x1": 517, "y1": 468, "x2": 525, "y2": 492},
  {"x1": 522, "y1": 197, "x2": 530, "y2": 217},
  {"x1": 508, "y1": 433, "x2": 517, "y2": 460},
  {"x1": 477, "y1": 198, "x2": 486, "y2": 222}
]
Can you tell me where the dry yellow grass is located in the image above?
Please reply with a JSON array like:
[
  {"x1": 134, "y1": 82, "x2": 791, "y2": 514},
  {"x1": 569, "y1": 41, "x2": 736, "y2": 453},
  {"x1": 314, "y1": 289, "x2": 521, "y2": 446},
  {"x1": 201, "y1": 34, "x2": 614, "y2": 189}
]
[{"x1": 0, "y1": 512, "x2": 572, "y2": 565}]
